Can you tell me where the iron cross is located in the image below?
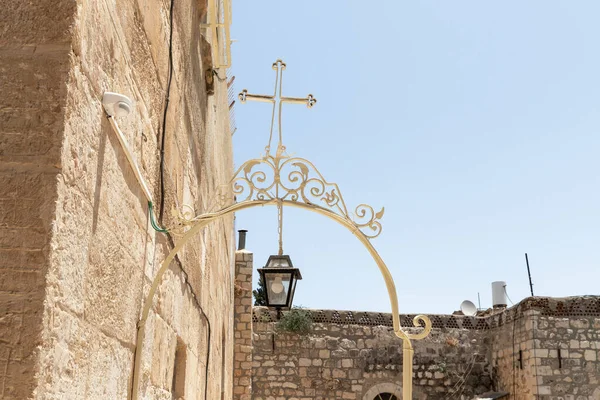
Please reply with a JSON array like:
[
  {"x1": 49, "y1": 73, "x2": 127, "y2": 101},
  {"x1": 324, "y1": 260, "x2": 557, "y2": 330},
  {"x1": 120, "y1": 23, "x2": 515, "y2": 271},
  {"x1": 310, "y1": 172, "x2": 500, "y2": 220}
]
[{"x1": 239, "y1": 59, "x2": 316, "y2": 156}]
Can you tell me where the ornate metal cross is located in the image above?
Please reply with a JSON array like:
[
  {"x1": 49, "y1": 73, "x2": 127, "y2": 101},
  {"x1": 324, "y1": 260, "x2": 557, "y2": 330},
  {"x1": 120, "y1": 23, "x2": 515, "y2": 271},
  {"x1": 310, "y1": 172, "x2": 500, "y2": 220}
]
[{"x1": 239, "y1": 59, "x2": 316, "y2": 156}]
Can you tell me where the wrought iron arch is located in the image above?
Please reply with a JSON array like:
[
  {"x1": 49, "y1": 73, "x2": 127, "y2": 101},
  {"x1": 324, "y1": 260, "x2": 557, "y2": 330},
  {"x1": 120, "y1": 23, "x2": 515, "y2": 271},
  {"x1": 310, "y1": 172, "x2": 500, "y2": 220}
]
[
  {"x1": 130, "y1": 152, "x2": 431, "y2": 400},
  {"x1": 130, "y1": 59, "x2": 431, "y2": 400}
]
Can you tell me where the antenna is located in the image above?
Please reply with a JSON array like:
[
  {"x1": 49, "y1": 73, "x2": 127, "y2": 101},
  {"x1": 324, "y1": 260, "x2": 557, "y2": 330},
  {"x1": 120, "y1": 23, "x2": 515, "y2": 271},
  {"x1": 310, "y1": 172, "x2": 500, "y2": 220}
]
[
  {"x1": 477, "y1": 292, "x2": 482, "y2": 310},
  {"x1": 460, "y1": 300, "x2": 477, "y2": 316},
  {"x1": 525, "y1": 253, "x2": 534, "y2": 297}
]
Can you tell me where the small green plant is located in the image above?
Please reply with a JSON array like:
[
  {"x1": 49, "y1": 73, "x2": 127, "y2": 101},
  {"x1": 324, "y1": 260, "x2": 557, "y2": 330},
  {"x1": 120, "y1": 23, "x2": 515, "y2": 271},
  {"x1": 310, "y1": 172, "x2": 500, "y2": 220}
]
[
  {"x1": 436, "y1": 360, "x2": 447, "y2": 373},
  {"x1": 252, "y1": 276, "x2": 267, "y2": 306},
  {"x1": 276, "y1": 307, "x2": 313, "y2": 334}
]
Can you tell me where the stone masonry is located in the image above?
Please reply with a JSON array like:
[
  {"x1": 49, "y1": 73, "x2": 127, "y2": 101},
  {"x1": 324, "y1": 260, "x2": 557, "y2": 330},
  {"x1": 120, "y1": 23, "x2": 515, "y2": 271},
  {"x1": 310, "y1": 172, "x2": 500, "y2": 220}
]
[
  {"x1": 252, "y1": 309, "x2": 492, "y2": 400},
  {"x1": 250, "y1": 299, "x2": 600, "y2": 400},
  {"x1": 233, "y1": 250, "x2": 254, "y2": 400},
  {"x1": 1, "y1": 2, "x2": 77, "y2": 397},
  {"x1": 489, "y1": 299, "x2": 600, "y2": 400},
  {"x1": 1, "y1": 0, "x2": 234, "y2": 399}
]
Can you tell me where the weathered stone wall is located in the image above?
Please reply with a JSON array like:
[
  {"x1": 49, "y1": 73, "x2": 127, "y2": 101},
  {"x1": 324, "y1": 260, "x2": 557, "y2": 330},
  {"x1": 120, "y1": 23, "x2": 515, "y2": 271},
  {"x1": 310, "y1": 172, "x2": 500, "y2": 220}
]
[
  {"x1": 233, "y1": 250, "x2": 254, "y2": 400},
  {"x1": 247, "y1": 297, "x2": 600, "y2": 400},
  {"x1": 251, "y1": 309, "x2": 492, "y2": 400},
  {"x1": 1, "y1": 0, "x2": 234, "y2": 399},
  {"x1": 0, "y1": 1, "x2": 76, "y2": 398},
  {"x1": 489, "y1": 309, "x2": 536, "y2": 399},
  {"x1": 534, "y1": 314, "x2": 600, "y2": 399},
  {"x1": 489, "y1": 298, "x2": 600, "y2": 400}
]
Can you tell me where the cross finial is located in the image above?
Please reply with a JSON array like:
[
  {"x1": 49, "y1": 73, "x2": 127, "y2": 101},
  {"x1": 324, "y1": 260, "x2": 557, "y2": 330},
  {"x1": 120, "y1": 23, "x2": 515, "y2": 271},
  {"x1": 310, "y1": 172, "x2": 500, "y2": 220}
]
[{"x1": 239, "y1": 59, "x2": 316, "y2": 156}]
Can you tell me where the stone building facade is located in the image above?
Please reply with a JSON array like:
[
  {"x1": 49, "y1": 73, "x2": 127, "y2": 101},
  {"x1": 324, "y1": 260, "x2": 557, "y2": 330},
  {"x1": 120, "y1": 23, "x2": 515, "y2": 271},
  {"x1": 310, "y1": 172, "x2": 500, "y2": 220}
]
[
  {"x1": 1, "y1": 1, "x2": 234, "y2": 399},
  {"x1": 235, "y1": 249, "x2": 600, "y2": 400}
]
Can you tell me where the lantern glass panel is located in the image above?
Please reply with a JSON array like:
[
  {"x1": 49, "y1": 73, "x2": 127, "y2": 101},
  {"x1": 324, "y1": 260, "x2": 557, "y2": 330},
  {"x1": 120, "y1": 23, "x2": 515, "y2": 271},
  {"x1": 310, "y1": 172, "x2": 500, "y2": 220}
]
[{"x1": 264, "y1": 271, "x2": 293, "y2": 307}]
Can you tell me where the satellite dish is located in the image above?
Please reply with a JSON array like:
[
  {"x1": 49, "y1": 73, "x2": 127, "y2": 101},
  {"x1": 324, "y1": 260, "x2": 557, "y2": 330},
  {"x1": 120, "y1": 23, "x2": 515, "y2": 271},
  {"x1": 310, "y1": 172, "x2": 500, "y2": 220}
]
[{"x1": 460, "y1": 300, "x2": 478, "y2": 316}]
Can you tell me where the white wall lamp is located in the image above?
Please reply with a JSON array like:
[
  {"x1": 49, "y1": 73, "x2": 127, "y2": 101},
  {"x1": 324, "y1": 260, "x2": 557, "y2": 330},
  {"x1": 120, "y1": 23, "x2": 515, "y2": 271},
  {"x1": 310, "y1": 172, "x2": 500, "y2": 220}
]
[{"x1": 102, "y1": 92, "x2": 167, "y2": 233}]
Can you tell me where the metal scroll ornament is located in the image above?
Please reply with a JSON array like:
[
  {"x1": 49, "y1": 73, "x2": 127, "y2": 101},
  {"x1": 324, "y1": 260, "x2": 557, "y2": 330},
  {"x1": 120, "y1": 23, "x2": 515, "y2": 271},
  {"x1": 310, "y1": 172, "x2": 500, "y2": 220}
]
[
  {"x1": 168, "y1": 152, "x2": 384, "y2": 239},
  {"x1": 232, "y1": 153, "x2": 385, "y2": 239}
]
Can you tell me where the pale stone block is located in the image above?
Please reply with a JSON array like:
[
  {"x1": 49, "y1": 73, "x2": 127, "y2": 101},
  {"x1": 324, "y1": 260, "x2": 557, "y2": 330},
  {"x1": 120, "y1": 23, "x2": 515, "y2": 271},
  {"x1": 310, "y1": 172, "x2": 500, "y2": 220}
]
[
  {"x1": 536, "y1": 349, "x2": 549, "y2": 358},
  {"x1": 341, "y1": 358, "x2": 353, "y2": 368},
  {"x1": 584, "y1": 350, "x2": 597, "y2": 361},
  {"x1": 570, "y1": 318, "x2": 589, "y2": 329},
  {"x1": 319, "y1": 349, "x2": 330, "y2": 358},
  {"x1": 298, "y1": 358, "x2": 311, "y2": 367},
  {"x1": 555, "y1": 319, "x2": 570, "y2": 328},
  {"x1": 537, "y1": 385, "x2": 551, "y2": 395}
]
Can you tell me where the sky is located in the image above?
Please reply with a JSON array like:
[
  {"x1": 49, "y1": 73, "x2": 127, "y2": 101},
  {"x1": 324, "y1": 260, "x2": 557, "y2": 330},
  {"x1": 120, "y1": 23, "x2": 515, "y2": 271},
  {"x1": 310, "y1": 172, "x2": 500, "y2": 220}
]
[{"x1": 229, "y1": 1, "x2": 600, "y2": 314}]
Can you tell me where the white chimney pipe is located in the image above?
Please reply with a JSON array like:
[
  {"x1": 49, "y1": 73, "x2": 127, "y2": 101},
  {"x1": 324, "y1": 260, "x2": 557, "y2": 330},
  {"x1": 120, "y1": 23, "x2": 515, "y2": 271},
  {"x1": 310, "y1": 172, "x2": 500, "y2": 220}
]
[{"x1": 492, "y1": 281, "x2": 507, "y2": 308}]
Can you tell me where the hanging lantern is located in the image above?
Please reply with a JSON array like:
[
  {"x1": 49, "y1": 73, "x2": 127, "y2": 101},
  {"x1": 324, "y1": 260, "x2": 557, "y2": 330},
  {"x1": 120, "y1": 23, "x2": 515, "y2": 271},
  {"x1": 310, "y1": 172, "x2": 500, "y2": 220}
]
[{"x1": 257, "y1": 255, "x2": 302, "y2": 310}]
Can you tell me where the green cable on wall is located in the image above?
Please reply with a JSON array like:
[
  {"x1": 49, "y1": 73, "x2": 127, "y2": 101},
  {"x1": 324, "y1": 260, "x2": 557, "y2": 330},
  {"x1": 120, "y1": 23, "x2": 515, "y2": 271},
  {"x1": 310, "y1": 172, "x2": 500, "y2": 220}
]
[{"x1": 148, "y1": 201, "x2": 168, "y2": 233}]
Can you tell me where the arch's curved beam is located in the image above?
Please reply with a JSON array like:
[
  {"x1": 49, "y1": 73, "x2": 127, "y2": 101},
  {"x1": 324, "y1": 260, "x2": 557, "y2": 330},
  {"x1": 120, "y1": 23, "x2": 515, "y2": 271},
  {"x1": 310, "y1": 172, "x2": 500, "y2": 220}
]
[{"x1": 130, "y1": 199, "x2": 430, "y2": 400}]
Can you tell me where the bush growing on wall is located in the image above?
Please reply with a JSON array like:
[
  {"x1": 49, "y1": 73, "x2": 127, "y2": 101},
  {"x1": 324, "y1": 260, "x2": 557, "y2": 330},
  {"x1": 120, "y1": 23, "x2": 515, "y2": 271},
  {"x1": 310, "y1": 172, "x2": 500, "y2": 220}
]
[{"x1": 276, "y1": 307, "x2": 313, "y2": 334}]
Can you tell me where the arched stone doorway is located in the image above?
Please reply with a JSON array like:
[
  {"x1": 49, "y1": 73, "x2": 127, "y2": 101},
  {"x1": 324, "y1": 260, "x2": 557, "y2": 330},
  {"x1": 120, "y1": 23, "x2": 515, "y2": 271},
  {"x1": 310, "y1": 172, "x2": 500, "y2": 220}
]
[{"x1": 363, "y1": 382, "x2": 403, "y2": 400}]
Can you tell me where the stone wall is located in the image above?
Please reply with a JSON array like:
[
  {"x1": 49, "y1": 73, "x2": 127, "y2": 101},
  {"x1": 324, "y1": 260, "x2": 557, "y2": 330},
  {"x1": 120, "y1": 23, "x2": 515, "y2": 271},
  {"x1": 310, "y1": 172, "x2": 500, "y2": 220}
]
[
  {"x1": 534, "y1": 314, "x2": 600, "y2": 399},
  {"x1": 489, "y1": 308, "x2": 536, "y2": 399},
  {"x1": 0, "y1": 1, "x2": 76, "y2": 398},
  {"x1": 1, "y1": 0, "x2": 234, "y2": 399},
  {"x1": 489, "y1": 298, "x2": 600, "y2": 400},
  {"x1": 246, "y1": 297, "x2": 600, "y2": 400},
  {"x1": 233, "y1": 250, "x2": 254, "y2": 400},
  {"x1": 252, "y1": 309, "x2": 492, "y2": 400}
]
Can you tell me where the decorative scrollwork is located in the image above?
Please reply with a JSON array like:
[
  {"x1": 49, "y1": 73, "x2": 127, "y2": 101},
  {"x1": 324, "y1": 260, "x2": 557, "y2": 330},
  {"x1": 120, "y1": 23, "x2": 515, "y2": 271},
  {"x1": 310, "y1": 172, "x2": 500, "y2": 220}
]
[
  {"x1": 172, "y1": 152, "x2": 384, "y2": 239},
  {"x1": 407, "y1": 315, "x2": 432, "y2": 340},
  {"x1": 168, "y1": 204, "x2": 197, "y2": 235},
  {"x1": 229, "y1": 153, "x2": 384, "y2": 239}
]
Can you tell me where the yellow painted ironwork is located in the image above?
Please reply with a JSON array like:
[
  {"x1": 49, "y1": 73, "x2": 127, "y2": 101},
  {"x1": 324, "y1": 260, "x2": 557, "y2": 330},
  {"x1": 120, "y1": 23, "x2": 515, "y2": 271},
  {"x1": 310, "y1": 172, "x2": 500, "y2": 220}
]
[{"x1": 130, "y1": 60, "x2": 431, "y2": 400}]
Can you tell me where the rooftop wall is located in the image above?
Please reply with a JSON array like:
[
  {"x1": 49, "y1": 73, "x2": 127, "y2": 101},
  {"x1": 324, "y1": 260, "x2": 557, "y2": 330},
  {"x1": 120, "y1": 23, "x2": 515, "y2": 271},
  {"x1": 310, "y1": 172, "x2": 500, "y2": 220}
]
[{"x1": 249, "y1": 296, "x2": 600, "y2": 400}]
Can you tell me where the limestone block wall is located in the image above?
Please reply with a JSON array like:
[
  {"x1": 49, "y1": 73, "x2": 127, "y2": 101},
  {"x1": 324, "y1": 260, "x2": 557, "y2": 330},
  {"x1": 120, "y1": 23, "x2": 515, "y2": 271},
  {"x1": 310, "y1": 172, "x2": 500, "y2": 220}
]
[
  {"x1": 0, "y1": 1, "x2": 76, "y2": 398},
  {"x1": 233, "y1": 250, "x2": 254, "y2": 400},
  {"x1": 534, "y1": 315, "x2": 600, "y2": 399},
  {"x1": 489, "y1": 298, "x2": 600, "y2": 400},
  {"x1": 1, "y1": 0, "x2": 234, "y2": 399},
  {"x1": 251, "y1": 309, "x2": 493, "y2": 400},
  {"x1": 246, "y1": 297, "x2": 600, "y2": 400},
  {"x1": 488, "y1": 309, "x2": 536, "y2": 399}
]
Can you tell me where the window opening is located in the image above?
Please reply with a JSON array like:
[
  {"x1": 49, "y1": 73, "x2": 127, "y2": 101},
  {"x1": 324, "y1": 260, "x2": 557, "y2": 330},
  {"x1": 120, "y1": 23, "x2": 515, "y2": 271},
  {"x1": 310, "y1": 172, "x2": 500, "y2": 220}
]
[
  {"x1": 172, "y1": 338, "x2": 187, "y2": 399},
  {"x1": 374, "y1": 394, "x2": 399, "y2": 400}
]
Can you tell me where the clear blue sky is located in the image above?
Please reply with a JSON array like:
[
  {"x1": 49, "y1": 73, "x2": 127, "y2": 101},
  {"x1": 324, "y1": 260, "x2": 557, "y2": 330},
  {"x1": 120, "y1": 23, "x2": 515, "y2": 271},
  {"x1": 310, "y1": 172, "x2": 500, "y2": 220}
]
[{"x1": 230, "y1": 1, "x2": 600, "y2": 314}]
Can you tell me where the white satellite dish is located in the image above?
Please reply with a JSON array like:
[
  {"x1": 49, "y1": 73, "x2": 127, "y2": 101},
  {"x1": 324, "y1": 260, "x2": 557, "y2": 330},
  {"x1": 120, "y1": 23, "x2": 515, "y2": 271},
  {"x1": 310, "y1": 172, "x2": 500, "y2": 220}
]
[{"x1": 460, "y1": 300, "x2": 478, "y2": 316}]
